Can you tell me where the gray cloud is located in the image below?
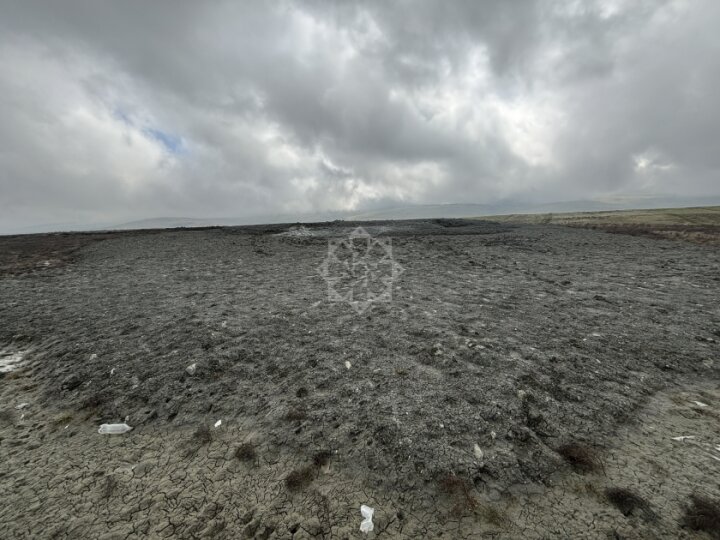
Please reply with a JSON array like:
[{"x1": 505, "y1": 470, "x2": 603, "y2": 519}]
[{"x1": 0, "y1": 0, "x2": 718, "y2": 231}]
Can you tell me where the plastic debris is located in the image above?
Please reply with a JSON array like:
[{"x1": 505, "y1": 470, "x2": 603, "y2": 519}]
[
  {"x1": 98, "y1": 423, "x2": 132, "y2": 435},
  {"x1": 110, "y1": 368, "x2": 115, "y2": 375},
  {"x1": 360, "y1": 504, "x2": 374, "y2": 534},
  {"x1": 15, "y1": 403, "x2": 29, "y2": 410},
  {"x1": 186, "y1": 363, "x2": 197, "y2": 375},
  {"x1": 691, "y1": 401, "x2": 708, "y2": 408},
  {"x1": 214, "y1": 419, "x2": 222, "y2": 428},
  {"x1": 0, "y1": 350, "x2": 27, "y2": 373},
  {"x1": 474, "y1": 443, "x2": 484, "y2": 460},
  {"x1": 671, "y1": 436, "x2": 695, "y2": 442},
  {"x1": 490, "y1": 430, "x2": 497, "y2": 440},
  {"x1": 345, "y1": 361, "x2": 352, "y2": 370}
]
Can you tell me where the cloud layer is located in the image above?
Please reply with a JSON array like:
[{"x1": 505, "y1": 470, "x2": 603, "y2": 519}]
[{"x1": 1, "y1": 0, "x2": 718, "y2": 231}]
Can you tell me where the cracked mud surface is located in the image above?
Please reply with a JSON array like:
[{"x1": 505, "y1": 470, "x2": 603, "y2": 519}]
[{"x1": 1, "y1": 219, "x2": 719, "y2": 538}]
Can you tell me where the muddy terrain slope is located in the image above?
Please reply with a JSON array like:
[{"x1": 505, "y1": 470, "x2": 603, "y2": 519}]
[{"x1": 1, "y1": 219, "x2": 719, "y2": 538}]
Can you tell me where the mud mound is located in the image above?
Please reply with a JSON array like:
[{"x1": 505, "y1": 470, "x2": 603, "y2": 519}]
[{"x1": 1, "y1": 221, "x2": 719, "y2": 537}]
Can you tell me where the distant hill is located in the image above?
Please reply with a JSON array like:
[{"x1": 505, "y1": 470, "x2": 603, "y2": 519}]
[{"x1": 5, "y1": 195, "x2": 720, "y2": 235}]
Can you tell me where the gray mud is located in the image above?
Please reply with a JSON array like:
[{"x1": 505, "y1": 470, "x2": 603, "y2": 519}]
[{"x1": 1, "y1": 219, "x2": 719, "y2": 538}]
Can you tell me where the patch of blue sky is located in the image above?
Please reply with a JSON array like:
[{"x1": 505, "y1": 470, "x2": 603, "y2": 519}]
[
  {"x1": 112, "y1": 107, "x2": 185, "y2": 155},
  {"x1": 143, "y1": 127, "x2": 185, "y2": 155}
]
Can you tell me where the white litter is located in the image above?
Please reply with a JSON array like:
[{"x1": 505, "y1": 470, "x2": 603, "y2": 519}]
[
  {"x1": 345, "y1": 361, "x2": 352, "y2": 370},
  {"x1": 360, "y1": 504, "x2": 374, "y2": 534},
  {"x1": 0, "y1": 350, "x2": 27, "y2": 373},
  {"x1": 214, "y1": 419, "x2": 222, "y2": 428},
  {"x1": 110, "y1": 368, "x2": 115, "y2": 375},
  {"x1": 474, "y1": 444, "x2": 484, "y2": 460},
  {"x1": 15, "y1": 403, "x2": 29, "y2": 410},
  {"x1": 98, "y1": 423, "x2": 132, "y2": 435},
  {"x1": 186, "y1": 363, "x2": 197, "y2": 375},
  {"x1": 691, "y1": 401, "x2": 709, "y2": 408},
  {"x1": 671, "y1": 436, "x2": 696, "y2": 442}
]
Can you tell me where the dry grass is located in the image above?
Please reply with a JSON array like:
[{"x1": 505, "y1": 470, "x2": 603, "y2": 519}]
[
  {"x1": 285, "y1": 465, "x2": 315, "y2": 491},
  {"x1": 682, "y1": 494, "x2": 720, "y2": 538},
  {"x1": 284, "y1": 407, "x2": 307, "y2": 422},
  {"x1": 478, "y1": 504, "x2": 510, "y2": 528},
  {"x1": 557, "y1": 442, "x2": 601, "y2": 474},
  {"x1": 235, "y1": 442, "x2": 257, "y2": 462},
  {"x1": 312, "y1": 450, "x2": 332, "y2": 468},
  {"x1": 437, "y1": 473, "x2": 478, "y2": 517},
  {"x1": 479, "y1": 206, "x2": 720, "y2": 245},
  {"x1": 605, "y1": 487, "x2": 651, "y2": 517}
]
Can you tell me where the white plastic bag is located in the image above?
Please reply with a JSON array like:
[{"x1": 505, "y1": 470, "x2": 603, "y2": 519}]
[
  {"x1": 360, "y1": 504, "x2": 374, "y2": 533},
  {"x1": 98, "y1": 423, "x2": 132, "y2": 434}
]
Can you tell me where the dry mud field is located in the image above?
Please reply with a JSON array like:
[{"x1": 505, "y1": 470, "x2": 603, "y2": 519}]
[{"x1": 1, "y1": 219, "x2": 719, "y2": 539}]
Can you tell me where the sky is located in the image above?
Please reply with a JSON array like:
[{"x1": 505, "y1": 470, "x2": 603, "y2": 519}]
[{"x1": 1, "y1": 0, "x2": 719, "y2": 232}]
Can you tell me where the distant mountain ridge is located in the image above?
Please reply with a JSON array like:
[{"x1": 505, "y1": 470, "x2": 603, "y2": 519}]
[{"x1": 4, "y1": 195, "x2": 720, "y2": 235}]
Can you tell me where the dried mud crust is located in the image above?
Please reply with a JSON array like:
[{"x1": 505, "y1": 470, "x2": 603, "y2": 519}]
[{"x1": 0, "y1": 220, "x2": 719, "y2": 538}]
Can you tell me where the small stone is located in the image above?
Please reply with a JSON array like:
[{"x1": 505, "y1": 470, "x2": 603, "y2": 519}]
[{"x1": 474, "y1": 443, "x2": 484, "y2": 460}]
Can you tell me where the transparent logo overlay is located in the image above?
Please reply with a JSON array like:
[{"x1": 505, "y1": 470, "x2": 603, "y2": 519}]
[{"x1": 318, "y1": 227, "x2": 404, "y2": 314}]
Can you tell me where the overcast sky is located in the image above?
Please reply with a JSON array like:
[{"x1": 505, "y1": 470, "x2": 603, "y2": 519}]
[{"x1": 1, "y1": 1, "x2": 719, "y2": 231}]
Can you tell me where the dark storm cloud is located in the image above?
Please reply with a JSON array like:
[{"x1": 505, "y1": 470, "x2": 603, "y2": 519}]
[{"x1": 0, "y1": 0, "x2": 718, "y2": 231}]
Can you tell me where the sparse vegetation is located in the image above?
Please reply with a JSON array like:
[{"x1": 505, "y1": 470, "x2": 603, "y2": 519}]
[
  {"x1": 437, "y1": 473, "x2": 478, "y2": 517},
  {"x1": 191, "y1": 424, "x2": 212, "y2": 444},
  {"x1": 312, "y1": 450, "x2": 332, "y2": 468},
  {"x1": 235, "y1": 442, "x2": 257, "y2": 462},
  {"x1": 0, "y1": 409, "x2": 14, "y2": 425},
  {"x1": 285, "y1": 407, "x2": 307, "y2": 422},
  {"x1": 479, "y1": 206, "x2": 720, "y2": 245},
  {"x1": 605, "y1": 487, "x2": 651, "y2": 518},
  {"x1": 478, "y1": 504, "x2": 510, "y2": 528},
  {"x1": 100, "y1": 475, "x2": 118, "y2": 498},
  {"x1": 557, "y1": 442, "x2": 601, "y2": 474},
  {"x1": 682, "y1": 494, "x2": 720, "y2": 538},
  {"x1": 285, "y1": 465, "x2": 315, "y2": 491},
  {"x1": 52, "y1": 412, "x2": 74, "y2": 426}
]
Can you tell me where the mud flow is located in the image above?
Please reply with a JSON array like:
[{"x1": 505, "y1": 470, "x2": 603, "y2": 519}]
[{"x1": 1, "y1": 219, "x2": 719, "y2": 538}]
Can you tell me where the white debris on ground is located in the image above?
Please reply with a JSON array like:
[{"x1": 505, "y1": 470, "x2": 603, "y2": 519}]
[
  {"x1": 186, "y1": 363, "x2": 197, "y2": 375},
  {"x1": 345, "y1": 361, "x2": 352, "y2": 370},
  {"x1": 0, "y1": 349, "x2": 28, "y2": 374},
  {"x1": 671, "y1": 435, "x2": 696, "y2": 442},
  {"x1": 214, "y1": 419, "x2": 222, "y2": 428},
  {"x1": 277, "y1": 225, "x2": 315, "y2": 237},
  {"x1": 359, "y1": 504, "x2": 374, "y2": 534},
  {"x1": 474, "y1": 443, "x2": 484, "y2": 460},
  {"x1": 691, "y1": 400, "x2": 709, "y2": 407},
  {"x1": 98, "y1": 423, "x2": 132, "y2": 435},
  {"x1": 15, "y1": 403, "x2": 29, "y2": 410}
]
